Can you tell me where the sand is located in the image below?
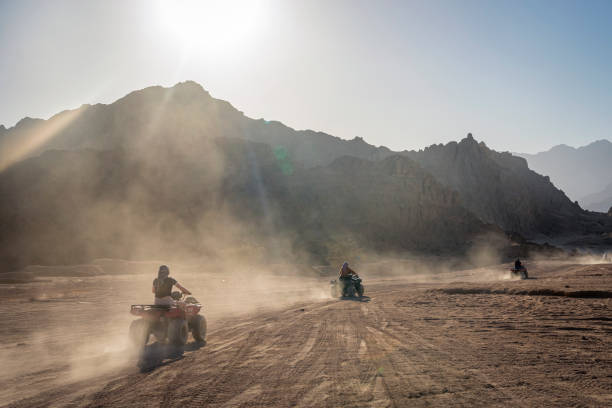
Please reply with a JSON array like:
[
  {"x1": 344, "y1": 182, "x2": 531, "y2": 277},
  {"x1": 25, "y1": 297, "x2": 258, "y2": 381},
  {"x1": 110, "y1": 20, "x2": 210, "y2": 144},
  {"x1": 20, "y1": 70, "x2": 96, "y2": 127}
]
[{"x1": 0, "y1": 260, "x2": 610, "y2": 407}]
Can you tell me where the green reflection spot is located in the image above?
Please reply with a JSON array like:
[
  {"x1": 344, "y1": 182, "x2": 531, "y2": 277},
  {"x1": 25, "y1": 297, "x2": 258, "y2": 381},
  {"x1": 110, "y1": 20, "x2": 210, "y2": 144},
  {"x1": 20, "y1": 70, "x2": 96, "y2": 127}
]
[{"x1": 273, "y1": 146, "x2": 293, "y2": 175}]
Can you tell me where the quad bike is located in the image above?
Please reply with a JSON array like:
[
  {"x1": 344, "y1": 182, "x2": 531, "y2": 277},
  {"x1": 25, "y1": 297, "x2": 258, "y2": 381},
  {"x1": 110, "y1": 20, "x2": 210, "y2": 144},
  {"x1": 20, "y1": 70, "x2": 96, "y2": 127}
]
[
  {"x1": 129, "y1": 291, "x2": 206, "y2": 348},
  {"x1": 330, "y1": 274, "x2": 365, "y2": 298},
  {"x1": 510, "y1": 266, "x2": 528, "y2": 280}
]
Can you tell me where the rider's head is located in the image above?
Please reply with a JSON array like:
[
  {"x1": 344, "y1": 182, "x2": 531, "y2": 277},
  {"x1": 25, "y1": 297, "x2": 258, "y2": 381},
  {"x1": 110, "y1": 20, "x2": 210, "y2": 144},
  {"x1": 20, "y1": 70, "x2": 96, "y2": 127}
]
[
  {"x1": 158, "y1": 265, "x2": 170, "y2": 280},
  {"x1": 342, "y1": 262, "x2": 348, "y2": 271}
]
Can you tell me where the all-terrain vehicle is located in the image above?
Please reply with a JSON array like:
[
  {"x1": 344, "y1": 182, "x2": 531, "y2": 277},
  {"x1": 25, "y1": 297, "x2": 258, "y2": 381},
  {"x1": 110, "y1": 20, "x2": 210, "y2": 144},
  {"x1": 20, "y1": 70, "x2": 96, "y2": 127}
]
[
  {"x1": 330, "y1": 274, "x2": 365, "y2": 298},
  {"x1": 129, "y1": 291, "x2": 206, "y2": 348},
  {"x1": 510, "y1": 266, "x2": 528, "y2": 280}
]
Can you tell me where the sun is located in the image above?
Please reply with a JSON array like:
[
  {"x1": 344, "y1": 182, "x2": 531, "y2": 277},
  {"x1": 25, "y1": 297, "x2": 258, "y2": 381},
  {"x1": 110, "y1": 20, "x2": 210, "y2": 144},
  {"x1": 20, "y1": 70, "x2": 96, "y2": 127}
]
[{"x1": 157, "y1": 0, "x2": 264, "y2": 52}]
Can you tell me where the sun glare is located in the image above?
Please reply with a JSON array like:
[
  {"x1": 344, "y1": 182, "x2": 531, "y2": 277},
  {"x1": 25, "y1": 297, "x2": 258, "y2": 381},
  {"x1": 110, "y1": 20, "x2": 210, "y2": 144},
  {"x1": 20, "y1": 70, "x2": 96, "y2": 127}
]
[{"x1": 157, "y1": 0, "x2": 264, "y2": 52}]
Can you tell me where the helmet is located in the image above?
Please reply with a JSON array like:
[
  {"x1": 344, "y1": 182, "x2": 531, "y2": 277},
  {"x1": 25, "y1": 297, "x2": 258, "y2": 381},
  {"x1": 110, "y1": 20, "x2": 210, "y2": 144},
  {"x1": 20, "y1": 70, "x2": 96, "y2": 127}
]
[{"x1": 158, "y1": 265, "x2": 170, "y2": 279}]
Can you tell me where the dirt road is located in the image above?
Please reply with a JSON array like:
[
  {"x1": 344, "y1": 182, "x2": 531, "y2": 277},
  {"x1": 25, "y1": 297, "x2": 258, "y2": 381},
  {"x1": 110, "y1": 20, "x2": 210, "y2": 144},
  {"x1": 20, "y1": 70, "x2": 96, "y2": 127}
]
[{"x1": 2, "y1": 261, "x2": 612, "y2": 407}]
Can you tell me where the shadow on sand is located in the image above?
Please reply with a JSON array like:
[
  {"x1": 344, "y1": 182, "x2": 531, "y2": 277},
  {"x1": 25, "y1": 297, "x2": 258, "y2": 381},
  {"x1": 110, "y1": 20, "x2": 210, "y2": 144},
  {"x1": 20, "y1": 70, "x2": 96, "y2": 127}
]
[
  {"x1": 137, "y1": 340, "x2": 206, "y2": 372},
  {"x1": 340, "y1": 295, "x2": 371, "y2": 302}
]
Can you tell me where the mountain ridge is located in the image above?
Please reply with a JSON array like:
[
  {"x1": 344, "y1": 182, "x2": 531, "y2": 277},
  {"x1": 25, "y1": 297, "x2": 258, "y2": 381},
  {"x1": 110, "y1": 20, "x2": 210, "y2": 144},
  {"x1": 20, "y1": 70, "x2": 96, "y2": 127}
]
[
  {"x1": 1, "y1": 81, "x2": 610, "y2": 271},
  {"x1": 581, "y1": 181, "x2": 612, "y2": 213}
]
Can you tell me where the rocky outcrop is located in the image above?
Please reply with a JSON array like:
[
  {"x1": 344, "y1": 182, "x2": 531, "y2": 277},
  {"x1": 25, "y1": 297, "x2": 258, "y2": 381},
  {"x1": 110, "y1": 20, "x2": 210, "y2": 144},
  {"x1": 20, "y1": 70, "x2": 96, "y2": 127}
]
[
  {"x1": 403, "y1": 134, "x2": 612, "y2": 237},
  {"x1": 284, "y1": 155, "x2": 492, "y2": 260}
]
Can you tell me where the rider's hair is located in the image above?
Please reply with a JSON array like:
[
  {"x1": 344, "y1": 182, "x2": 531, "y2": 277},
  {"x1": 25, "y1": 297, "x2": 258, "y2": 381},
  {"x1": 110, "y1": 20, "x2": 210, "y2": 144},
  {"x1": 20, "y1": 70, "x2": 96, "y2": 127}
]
[{"x1": 156, "y1": 265, "x2": 170, "y2": 290}]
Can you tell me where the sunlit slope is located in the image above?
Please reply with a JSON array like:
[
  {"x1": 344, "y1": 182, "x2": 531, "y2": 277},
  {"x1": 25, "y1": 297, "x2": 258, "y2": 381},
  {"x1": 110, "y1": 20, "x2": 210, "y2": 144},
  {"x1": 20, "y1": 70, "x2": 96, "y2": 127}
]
[{"x1": 0, "y1": 81, "x2": 392, "y2": 170}]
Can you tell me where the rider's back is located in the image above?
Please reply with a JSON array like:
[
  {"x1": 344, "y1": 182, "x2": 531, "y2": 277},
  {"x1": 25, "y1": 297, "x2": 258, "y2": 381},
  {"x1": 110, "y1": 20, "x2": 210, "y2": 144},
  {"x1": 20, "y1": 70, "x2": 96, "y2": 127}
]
[{"x1": 153, "y1": 277, "x2": 177, "y2": 298}]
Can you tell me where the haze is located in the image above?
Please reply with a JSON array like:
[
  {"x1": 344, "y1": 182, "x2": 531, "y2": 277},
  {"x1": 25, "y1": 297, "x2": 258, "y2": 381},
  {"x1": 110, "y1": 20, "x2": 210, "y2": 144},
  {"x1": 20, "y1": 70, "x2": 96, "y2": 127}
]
[{"x1": 1, "y1": 0, "x2": 611, "y2": 153}]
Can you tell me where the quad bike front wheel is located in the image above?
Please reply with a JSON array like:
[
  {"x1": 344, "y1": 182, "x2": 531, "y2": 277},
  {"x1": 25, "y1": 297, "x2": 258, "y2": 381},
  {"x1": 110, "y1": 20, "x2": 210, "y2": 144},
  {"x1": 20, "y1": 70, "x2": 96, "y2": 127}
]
[
  {"x1": 129, "y1": 319, "x2": 150, "y2": 348},
  {"x1": 191, "y1": 315, "x2": 207, "y2": 343},
  {"x1": 520, "y1": 270, "x2": 528, "y2": 279},
  {"x1": 357, "y1": 285, "x2": 364, "y2": 297},
  {"x1": 168, "y1": 319, "x2": 188, "y2": 346}
]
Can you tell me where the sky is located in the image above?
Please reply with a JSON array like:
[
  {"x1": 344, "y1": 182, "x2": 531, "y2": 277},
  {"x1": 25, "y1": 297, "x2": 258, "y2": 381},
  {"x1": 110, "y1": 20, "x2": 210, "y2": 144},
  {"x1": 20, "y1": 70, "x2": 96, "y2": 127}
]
[{"x1": 0, "y1": 0, "x2": 611, "y2": 153}]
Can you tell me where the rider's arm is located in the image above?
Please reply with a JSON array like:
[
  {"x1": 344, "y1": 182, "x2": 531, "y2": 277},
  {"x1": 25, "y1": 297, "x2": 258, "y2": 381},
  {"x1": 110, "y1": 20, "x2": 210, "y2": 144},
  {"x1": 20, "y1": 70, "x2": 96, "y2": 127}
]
[{"x1": 175, "y1": 282, "x2": 192, "y2": 295}]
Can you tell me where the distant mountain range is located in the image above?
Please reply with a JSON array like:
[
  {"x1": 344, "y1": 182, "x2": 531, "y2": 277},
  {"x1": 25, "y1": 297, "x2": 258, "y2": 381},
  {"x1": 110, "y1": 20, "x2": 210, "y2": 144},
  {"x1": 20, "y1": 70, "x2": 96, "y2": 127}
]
[
  {"x1": 581, "y1": 182, "x2": 612, "y2": 213},
  {"x1": 516, "y1": 140, "x2": 612, "y2": 211},
  {"x1": 1, "y1": 81, "x2": 610, "y2": 272}
]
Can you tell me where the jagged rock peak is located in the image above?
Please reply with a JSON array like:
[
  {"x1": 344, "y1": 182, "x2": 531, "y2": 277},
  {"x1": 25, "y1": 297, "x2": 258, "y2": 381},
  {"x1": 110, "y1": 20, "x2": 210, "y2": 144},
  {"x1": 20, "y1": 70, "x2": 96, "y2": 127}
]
[
  {"x1": 118, "y1": 80, "x2": 212, "y2": 104},
  {"x1": 460, "y1": 132, "x2": 482, "y2": 146},
  {"x1": 172, "y1": 80, "x2": 208, "y2": 94}
]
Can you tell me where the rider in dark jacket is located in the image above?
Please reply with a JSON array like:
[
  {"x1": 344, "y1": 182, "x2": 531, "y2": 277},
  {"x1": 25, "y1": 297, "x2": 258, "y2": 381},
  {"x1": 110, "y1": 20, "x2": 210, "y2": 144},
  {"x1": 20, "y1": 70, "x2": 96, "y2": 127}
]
[
  {"x1": 514, "y1": 258, "x2": 523, "y2": 270},
  {"x1": 339, "y1": 262, "x2": 356, "y2": 294}
]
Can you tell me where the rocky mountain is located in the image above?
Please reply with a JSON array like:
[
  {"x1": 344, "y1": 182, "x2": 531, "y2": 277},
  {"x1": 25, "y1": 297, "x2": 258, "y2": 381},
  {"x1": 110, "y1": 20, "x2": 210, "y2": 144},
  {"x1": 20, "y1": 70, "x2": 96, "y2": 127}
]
[
  {"x1": 516, "y1": 140, "x2": 612, "y2": 209},
  {"x1": 1, "y1": 81, "x2": 610, "y2": 271},
  {"x1": 0, "y1": 81, "x2": 392, "y2": 173},
  {"x1": 403, "y1": 135, "x2": 607, "y2": 237},
  {"x1": 0, "y1": 135, "x2": 490, "y2": 272}
]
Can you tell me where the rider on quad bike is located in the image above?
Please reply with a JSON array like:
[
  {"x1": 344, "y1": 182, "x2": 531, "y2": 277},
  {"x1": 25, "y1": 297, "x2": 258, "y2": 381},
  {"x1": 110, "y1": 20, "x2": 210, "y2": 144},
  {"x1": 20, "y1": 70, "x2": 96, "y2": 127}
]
[
  {"x1": 153, "y1": 265, "x2": 191, "y2": 305},
  {"x1": 337, "y1": 262, "x2": 364, "y2": 297},
  {"x1": 339, "y1": 262, "x2": 357, "y2": 281},
  {"x1": 511, "y1": 258, "x2": 528, "y2": 279},
  {"x1": 514, "y1": 258, "x2": 523, "y2": 270},
  {"x1": 129, "y1": 265, "x2": 206, "y2": 348}
]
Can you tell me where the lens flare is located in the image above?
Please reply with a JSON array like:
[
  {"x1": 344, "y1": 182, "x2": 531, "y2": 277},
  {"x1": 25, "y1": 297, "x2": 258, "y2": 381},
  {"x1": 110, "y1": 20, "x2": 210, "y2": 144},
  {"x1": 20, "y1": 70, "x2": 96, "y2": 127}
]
[{"x1": 157, "y1": 0, "x2": 264, "y2": 52}]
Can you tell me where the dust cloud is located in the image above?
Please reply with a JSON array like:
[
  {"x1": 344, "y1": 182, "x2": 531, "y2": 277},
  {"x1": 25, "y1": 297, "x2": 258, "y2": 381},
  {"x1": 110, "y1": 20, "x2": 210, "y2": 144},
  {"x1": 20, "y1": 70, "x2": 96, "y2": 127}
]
[{"x1": 0, "y1": 258, "x2": 338, "y2": 404}]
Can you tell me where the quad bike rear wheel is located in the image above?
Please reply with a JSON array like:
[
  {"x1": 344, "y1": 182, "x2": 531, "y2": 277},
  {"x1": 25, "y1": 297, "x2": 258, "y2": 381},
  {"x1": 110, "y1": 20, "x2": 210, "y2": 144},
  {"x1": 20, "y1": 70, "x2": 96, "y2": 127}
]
[
  {"x1": 129, "y1": 319, "x2": 150, "y2": 348},
  {"x1": 151, "y1": 324, "x2": 167, "y2": 343},
  {"x1": 168, "y1": 319, "x2": 188, "y2": 346},
  {"x1": 191, "y1": 315, "x2": 207, "y2": 343}
]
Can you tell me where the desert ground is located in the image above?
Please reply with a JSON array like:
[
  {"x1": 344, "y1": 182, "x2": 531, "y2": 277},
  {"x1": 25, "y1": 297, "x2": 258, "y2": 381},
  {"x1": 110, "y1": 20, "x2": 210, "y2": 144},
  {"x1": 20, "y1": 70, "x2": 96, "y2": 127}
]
[{"x1": 0, "y1": 259, "x2": 610, "y2": 407}]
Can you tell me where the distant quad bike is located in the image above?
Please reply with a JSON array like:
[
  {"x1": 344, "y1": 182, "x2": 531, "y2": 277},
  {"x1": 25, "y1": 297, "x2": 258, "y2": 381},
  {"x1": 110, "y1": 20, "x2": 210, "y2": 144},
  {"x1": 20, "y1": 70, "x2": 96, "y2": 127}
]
[
  {"x1": 129, "y1": 291, "x2": 206, "y2": 348},
  {"x1": 510, "y1": 266, "x2": 528, "y2": 280},
  {"x1": 330, "y1": 274, "x2": 365, "y2": 298}
]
